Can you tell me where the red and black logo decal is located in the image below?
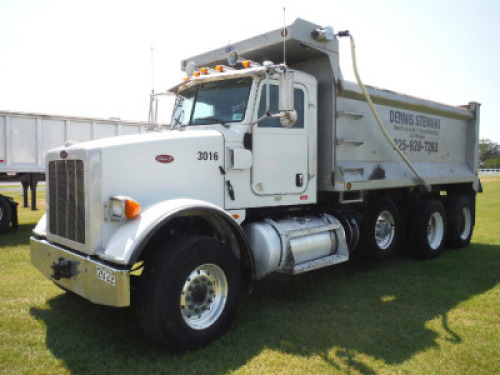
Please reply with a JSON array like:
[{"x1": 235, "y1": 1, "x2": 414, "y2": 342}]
[{"x1": 155, "y1": 155, "x2": 174, "y2": 164}]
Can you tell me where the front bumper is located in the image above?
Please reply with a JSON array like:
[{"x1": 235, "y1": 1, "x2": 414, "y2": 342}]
[{"x1": 30, "y1": 237, "x2": 130, "y2": 307}]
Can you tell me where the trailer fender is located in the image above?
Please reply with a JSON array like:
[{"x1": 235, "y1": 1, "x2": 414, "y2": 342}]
[{"x1": 99, "y1": 199, "x2": 254, "y2": 289}]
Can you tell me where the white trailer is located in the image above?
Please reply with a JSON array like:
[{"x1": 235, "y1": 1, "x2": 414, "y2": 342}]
[
  {"x1": 30, "y1": 19, "x2": 480, "y2": 350},
  {"x1": 0, "y1": 110, "x2": 148, "y2": 232}
]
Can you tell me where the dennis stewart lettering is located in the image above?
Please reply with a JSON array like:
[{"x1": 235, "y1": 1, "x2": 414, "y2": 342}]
[{"x1": 390, "y1": 110, "x2": 441, "y2": 129}]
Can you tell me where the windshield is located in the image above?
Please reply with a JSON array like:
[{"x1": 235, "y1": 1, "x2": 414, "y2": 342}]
[{"x1": 171, "y1": 78, "x2": 252, "y2": 127}]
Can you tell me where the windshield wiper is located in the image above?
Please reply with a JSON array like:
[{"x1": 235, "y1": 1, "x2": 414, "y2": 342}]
[{"x1": 195, "y1": 117, "x2": 228, "y2": 126}]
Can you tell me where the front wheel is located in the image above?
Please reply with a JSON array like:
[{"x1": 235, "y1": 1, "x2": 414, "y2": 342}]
[{"x1": 134, "y1": 236, "x2": 241, "y2": 350}]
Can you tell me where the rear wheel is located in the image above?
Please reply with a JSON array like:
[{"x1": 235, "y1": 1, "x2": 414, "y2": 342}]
[
  {"x1": 410, "y1": 200, "x2": 447, "y2": 259},
  {"x1": 363, "y1": 198, "x2": 400, "y2": 260},
  {"x1": 134, "y1": 236, "x2": 241, "y2": 350},
  {"x1": 446, "y1": 195, "x2": 474, "y2": 248},
  {"x1": 0, "y1": 195, "x2": 12, "y2": 234}
]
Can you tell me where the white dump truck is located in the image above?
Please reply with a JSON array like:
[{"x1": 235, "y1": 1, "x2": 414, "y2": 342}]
[
  {"x1": 0, "y1": 111, "x2": 147, "y2": 232},
  {"x1": 30, "y1": 19, "x2": 480, "y2": 350}
]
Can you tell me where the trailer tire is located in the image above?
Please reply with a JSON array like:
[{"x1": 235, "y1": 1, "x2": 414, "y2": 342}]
[
  {"x1": 446, "y1": 195, "x2": 474, "y2": 248},
  {"x1": 0, "y1": 195, "x2": 13, "y2": 234},
  {"x1": 364, "y1": 198, "x2": 400, "y2": 260},
  {"x1": 134, "y1": 236, "x2": 241, "y2": 350},
  {"x1": 410, "y1": 200, "x2": 447, "y2": 259}
]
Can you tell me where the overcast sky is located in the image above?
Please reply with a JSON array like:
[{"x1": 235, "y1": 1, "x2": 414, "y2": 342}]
[{"x1": 1, "y1": 0, "x2": 499, "y2": 142}]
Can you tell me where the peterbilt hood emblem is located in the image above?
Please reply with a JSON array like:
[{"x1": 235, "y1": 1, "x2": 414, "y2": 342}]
[{"x1": 155, "y1": 155, "x2": 175, "y2": 164}]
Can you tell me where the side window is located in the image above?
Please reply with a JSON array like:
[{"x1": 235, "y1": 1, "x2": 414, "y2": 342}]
[{"x1": 257, "y1": 85, "x2": 305, "y2": 128}]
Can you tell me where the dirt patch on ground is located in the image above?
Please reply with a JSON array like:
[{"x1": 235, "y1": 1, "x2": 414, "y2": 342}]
[{"x1": 480, "y1": 176, "x2": 500, "y2": 181}]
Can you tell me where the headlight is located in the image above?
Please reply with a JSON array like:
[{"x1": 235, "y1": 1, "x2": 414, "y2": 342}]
[{"x1": 108, "y1": 196, "x2": 141, "y2": 221}]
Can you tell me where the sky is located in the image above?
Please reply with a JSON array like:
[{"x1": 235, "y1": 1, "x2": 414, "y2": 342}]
[{"x1": 1, "y1": 0, "x2": 499, "y2": 142}]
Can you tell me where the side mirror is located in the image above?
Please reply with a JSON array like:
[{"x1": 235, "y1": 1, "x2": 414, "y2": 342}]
[
  {"x1": 252, "y1": 66, "x2": 297, "y2": 128},
  {"x1": 279, "y1": 70, "x2": 294, "y2": 111},
  {"x1": 279, "y1": 70, "x2": 297, "y2": 128}
]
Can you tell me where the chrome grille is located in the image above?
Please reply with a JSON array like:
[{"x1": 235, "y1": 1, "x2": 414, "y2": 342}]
[{"x1": 48, "y1": 160, "x2": 85, "y2": 244}]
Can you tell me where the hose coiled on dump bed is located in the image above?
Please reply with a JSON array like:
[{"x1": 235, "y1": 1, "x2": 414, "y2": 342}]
[{"x1": 338, "y1": 31, "x2": 431, "y2": 192}]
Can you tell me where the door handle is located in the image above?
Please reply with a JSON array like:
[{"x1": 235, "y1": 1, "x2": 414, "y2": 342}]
[{"x1": 296, "y1": 173, "x2": 304, "y2": 187}]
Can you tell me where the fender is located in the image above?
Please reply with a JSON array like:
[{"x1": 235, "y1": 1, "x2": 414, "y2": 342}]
[{"x1": 98, "y1": 199, "x2": 254, "y2": 271}]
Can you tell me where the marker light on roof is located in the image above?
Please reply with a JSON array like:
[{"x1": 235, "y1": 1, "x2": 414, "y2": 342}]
[{"x1": 185, "y1": 61, "x2": 196, "y2": 76}]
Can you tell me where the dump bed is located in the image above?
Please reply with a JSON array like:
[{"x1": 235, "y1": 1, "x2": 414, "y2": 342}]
[
  {"x1": 0, "y1": 111, "x2": 148, "y2": 174},
  {"x1": 331, "y1": 81, "x2": 480, "y2": 193},
  {"x1": 185, "y1": 18, "x2": 480, "y2": 193}
]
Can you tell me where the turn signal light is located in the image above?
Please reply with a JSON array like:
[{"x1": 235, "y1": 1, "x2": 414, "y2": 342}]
[
  {"x1": 109, "y1": 196, "x2": 141, "y2": 221},
  {"x1": 125, "y1": 199, "x2": 141, "y2": 219}
]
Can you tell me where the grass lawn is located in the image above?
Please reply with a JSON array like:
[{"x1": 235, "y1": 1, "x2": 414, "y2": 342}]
[{"x1": 0, "y1": 180, "x2": 498, "y2": 374}]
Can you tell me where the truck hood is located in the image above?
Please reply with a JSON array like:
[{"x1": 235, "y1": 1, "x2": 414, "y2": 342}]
[
  {"x1": 85, "y1": 129, "x2": 226, "y2": 208},
  {"x1": 45, "y1": 129, "x2": 226, "y2": 254}
]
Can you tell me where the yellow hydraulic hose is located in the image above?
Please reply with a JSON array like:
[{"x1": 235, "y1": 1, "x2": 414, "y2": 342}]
[{"x1": 340, "y1": 31, "x2": 431, "y2": 192}]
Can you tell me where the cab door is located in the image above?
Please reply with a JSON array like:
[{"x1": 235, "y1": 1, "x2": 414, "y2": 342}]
[{"x1": 251, "y1": 83, "x2": 309, "y2": 196}]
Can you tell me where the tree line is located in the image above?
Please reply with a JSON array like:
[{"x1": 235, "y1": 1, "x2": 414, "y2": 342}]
[{"x1": 480, "y1": 139, "x2": 500, "y2": 168}]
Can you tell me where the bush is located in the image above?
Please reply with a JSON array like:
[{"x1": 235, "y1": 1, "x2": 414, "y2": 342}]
[{"x1": 483, "y1": 158, "x2": 500, "y2": 168}]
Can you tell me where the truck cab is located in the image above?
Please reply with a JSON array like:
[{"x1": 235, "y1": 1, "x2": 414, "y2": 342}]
[{"x1": 166, "y1": 65, "x2": 318, "y2": 208}]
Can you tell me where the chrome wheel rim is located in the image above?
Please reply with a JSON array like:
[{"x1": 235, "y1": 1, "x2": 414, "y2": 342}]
[
  {"x1": 375, "y1": 210, "x2": 395, "y2": 250},
  {"x1": 459, "y1": 206, "x2": 472, "y2": 240},
  {"x1": 180, "y1": 264, "x2": 227, "y2": 330},
  {"x1": 427, "y1": 212, "x2": 444, "y2": 249}
]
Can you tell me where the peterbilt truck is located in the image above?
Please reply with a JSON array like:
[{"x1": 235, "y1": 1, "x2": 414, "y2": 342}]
[{"x1": 30, "y1": 19, "x2": 480, "y2": 350}]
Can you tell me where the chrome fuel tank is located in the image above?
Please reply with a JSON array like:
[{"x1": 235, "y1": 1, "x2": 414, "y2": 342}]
[{"x1": 244, "y1": 214, "x2": 347, "y2": 279}]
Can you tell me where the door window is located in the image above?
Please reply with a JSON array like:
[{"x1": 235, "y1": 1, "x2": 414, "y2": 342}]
[{"x1": 257, "y1": 85, "x2": 305, "y2": 128}]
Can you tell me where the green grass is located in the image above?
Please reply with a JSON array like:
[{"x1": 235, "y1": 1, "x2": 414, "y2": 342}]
[{"x1": 0, "y1": 182, "x2": 499, "y2": 374}]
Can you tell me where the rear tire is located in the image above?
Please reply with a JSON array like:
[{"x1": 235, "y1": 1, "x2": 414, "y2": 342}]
[
  {"x1": 0, "y1": 195, "x2": 13, "y2": 234},
  {"x1": 363, "y1": 198, "x2": 400, "y2": 260},
  {"x1": 446, "y1": 195, "x2": 474, "y2": 248},
  {"x1": 410, "y1": 200, "x2": 447, "y2": 259},
  {"x1": 134, "y1": 236, "x2": 241, "y2": 350}
]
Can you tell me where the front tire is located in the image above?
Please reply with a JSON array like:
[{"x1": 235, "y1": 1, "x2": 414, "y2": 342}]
[
  {"x1": 410, "y1": 200, "x2": 447, "y2": 259},
  {"x1": 134, "y1": 236, "x2": 241, "y2": 350}
]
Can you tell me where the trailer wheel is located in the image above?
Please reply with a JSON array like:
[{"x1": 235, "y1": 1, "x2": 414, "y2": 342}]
[
  {"x1": 134, "y1": 236, "x2": 241, "y2": 350},
  {"x1": 410, "y1": 200, "x2": 447, "y2": 259},
  {"x1": 364, "y1": 199, "x2": 400, "y2": 260},
  {"x1": 0, "y1": 196, "x2": 13, "y2": 234},
  {"x1": 446, "y1": 195, "x2": 474, "y2": 248}
]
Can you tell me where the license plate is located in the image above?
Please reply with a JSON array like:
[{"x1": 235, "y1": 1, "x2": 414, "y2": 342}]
[{"x1": 96, "y1": 265, "x2": 116, "y2": 286}]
